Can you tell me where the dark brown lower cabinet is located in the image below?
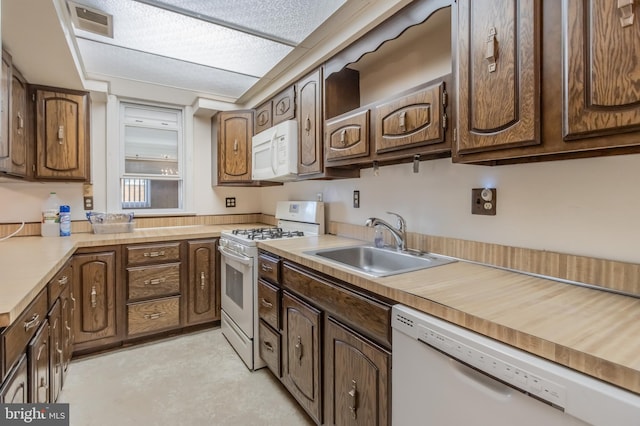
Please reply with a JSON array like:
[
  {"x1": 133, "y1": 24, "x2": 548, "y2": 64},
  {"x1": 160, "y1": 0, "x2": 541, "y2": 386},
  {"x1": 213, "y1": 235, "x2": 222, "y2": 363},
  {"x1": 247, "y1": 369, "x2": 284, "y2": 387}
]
[
  {"x1": 325, "y1": 317, "x2": 390, "y2": 426},
  {"x1": 28, "y1": 320, "x2": 50, "y2": 403},
  {"x1": 186, "y1": 239, "x2": 219, "y2": 325},
  {"x1": 49, "y1": 299, "x2": 63, "y2": 403},
  {"x1": 282, "y1": 291, "x2": 322, "y2": 424},
  {"x1": 0, "y1": 354, "x2": 28, "y2": 403}
]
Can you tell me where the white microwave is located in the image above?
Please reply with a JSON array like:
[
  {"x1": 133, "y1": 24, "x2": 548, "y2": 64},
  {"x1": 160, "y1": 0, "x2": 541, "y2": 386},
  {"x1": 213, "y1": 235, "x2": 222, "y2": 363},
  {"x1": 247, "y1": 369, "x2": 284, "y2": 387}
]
[{"x1": 251, "y1": 119, "x2": 298, "y2": 182}]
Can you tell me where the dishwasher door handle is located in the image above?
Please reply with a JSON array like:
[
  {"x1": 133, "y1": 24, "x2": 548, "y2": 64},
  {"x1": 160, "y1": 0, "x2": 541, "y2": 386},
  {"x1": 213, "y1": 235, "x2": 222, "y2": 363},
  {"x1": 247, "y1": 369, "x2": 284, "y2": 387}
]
[{"x1": 448, "y1": 357, "x2": 513, "y2": 400}]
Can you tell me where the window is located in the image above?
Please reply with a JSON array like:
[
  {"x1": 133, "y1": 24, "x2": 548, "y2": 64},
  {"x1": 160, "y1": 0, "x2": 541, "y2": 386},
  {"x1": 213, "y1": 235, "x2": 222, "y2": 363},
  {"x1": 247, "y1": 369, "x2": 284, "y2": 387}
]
[{"x1": 118, "y1": 102, "x2": 184, "y2": 212}]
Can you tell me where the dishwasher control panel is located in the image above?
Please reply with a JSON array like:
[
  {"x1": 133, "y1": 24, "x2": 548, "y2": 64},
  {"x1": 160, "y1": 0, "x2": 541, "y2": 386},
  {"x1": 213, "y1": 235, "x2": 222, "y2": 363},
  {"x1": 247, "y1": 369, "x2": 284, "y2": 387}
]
[{"x1": 416, "y1": 323, "x2": 567, "y2": 408}]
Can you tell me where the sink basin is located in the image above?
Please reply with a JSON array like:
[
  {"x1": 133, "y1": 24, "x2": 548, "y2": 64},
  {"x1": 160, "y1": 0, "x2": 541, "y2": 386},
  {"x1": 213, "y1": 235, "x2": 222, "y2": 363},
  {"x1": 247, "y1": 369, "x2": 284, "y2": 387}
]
[{"x1": 304, "y1": 245, "x2": 456, "y2": 277}]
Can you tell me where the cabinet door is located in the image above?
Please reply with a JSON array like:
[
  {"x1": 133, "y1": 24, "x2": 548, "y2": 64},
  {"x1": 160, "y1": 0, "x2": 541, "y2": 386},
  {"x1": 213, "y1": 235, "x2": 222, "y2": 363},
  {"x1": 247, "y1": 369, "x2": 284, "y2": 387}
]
[
  {"x1": 60, "y1": 285, "x2": 74, "y2": 379},
  {"x1": 7, "y1": 68, "x2": 30, "y2": 177},
  {"x1": 564, "y1": 0, "x2": 640, "y2": 140},
  {"x1": 375, "y1": 83, "x2": 445, "y2": 154},
  {"x1": 272, "y1": 86, "x2": 295, "y2": 126},
  {"x1": 72, "y1": 251, "x2": 118, "y2": 345},
  {"x1": 254, "y1": 100, "x2": 272, "y2": 134},
  {"x1": 186, "y1": 239, "x2": 219, "y2": 325},
  {"x1": 0, "y1": 52, "x2": 10, "y2": 163},
  {"x1": 48, "y1": 300, "x2": 63, "y2": 403},
  {"x1": 325, "y1": 110, "x2": 370, "y2": 162},
  {"x1": 34, "y1": 88, "x2": 89, "y2": 180},
  {"x1": 282, "y1": 291, "x2": 322, "y2": 424},
  {"x1": 297, "y1": 69, "x2": 323, "y2": 176},
  {"x1": 0, "y1": 354, "x2": 28, "y2": 403},
  {"x1": 325, "y1": 318, "x2": 390, "y2": 426},
  {"x1": 28, "y1": 320, "x2": 50, "y2": 404},
  {"x1": 218, "y1": 111, "x2": 253, "y2": 184},
  {"x1": 456, "y1": 0, "x2": 540, "y2": 153}
]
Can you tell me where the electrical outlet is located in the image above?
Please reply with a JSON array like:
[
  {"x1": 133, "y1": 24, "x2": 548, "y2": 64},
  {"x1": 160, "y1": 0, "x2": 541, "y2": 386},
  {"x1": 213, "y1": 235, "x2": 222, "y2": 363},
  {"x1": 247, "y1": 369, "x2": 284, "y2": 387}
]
[
  {"x1": 353, "y1": 190, "x2": 360, "y2": 208},
  {"x1": 471, "y1": 188, "x2": 496, "y2": 215},
  {"x1": 225, "y1": 197, "x2": 236, "y2": 208},
  {"x1": 83, "y1": 196, "x2": 94, "y2": 210}
]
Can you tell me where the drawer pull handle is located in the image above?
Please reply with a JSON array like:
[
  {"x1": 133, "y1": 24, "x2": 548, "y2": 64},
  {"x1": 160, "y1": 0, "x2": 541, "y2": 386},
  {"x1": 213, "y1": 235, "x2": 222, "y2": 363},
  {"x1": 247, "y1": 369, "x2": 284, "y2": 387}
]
[
  {"x1": 486, "y1": 26, "x2": 498, "y2": 73},
  {"x1": 144, "y1": 312, "x2": 165, "y2": 320},
  {"x1": 618, "y1": 0, "x2": 635, "y2": 27},
  {"x1": 263, "y1": 341, "x2": 274, "y2": 352},
  {"x1": 143, "y1": 250, "x2": 166, "y2": 258},
  {"x1": 70, "y1": 292, "x2": 76, "y2": 311},
  {"x1": 398, "y1": 111, "x2": 406, "y2": 132},
  {"x1": 260, "y1": 298, "x2": 273, "y2": 308},
  {"x1": 24, "y1": 314, "x2": 40, "y2": 331},
  {"x1": 90, "y1": 286, "x2": 97, "y2": 308},
  {"x1": 305, "y1": 115, "x2": 311, "y2": 132},
  {"x1": 38, "y1": 378, "x2": 48, "y2": 403},
  {"x1": 58, "y1": 125, "x2": 64, "y2": 143},
  {"x1": 58, "y1": 275, "x2": 68, "y2": 286},
  {"x1": 233, "y1": 139, "x2": 239, "y2": 152},
  {"x1": 295, "y1": 335, "x2": 303, "y2": 364},
  {"x1": 340, "y1": 129, "x2": 347, "y2": 145},
  {"x1": 200, "y1": 271, "x2": 206, "y2": 290},
  {"x1": 261, "y1": 263, "x2": 273, "y2": 272},
  {"x1": 144, "y1": 278, "x2": 166, "y2": 286},
  {"x1": 349, "y1": 379, "x2": 358, "y2": 419}
]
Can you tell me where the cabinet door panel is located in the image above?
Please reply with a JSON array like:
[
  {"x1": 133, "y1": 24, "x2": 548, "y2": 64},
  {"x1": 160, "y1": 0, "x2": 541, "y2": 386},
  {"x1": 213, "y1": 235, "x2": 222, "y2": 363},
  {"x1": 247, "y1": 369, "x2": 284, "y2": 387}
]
[
  {"x1": 376, "y1": 83, "x2": 444, "y2": 153},
  {"x1": 48, "y1": 300, "x2": 63, "y2": 403},
  {"x1": 326, "y1": 110, "x2": 369, "y2": 162},
  {"x1": 72, "y1": 252, "x2": 117, "y2": 344},
  {"x1": 0, "y1": 354, "x2": 28, "y2": 403},
  {"x1": 297, "y1": 69, "x2": 323, "y2": 175},
  {"x1": 34, "y1": 89, "x2": 89, "y2": 180},
  {"x1": 457, "y1": 0, "x2": 540, "y2": 153},
  {"x1": 254, "y1": 101, "x2": 272, "y2": 134},
  {"x1": 282, "y1": 291, "x2": 322, "y2": 424},
  {"x1": 218, "y1": 111, "x2": 253, "y2": 183},
  {"x1": 28, "y1": 320, "x2": 50, "y2": 404},
  {"x1": 0, "y1": 53, "x2": 10, "y2": 161},
  {"x1": 272, "y1": 86, "x2": 295, "y2": 126},
  {"x1": 325, "y1": 318, "x2": 390, "y2": 426},
  {"x1": 186, "y1": 240, "x2": 219, "y2": 324},
  {"x1": 564, "y1": 0, "x2": 640, "y2": 139},
  {"x1": 9, "y1": 70, "x2": 29, "y2": 176}
]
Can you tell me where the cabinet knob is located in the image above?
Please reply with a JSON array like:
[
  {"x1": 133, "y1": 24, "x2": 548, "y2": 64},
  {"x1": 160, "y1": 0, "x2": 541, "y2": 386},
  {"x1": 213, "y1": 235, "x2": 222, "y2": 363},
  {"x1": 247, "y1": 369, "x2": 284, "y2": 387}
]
[
  {"x1": 348, "y1": 379, "x2": 358, "y2": 420},
  {"x1": 618, "y1": 0, "x2": 635, "y2": 27},
  {"x1": 90, "y1": 286, "x2": 97, "y2": 308},
  {"x1": 485, "y1": 27, "x2": 498, "y2": 73},
  {"x1": 294, "y1": 335, "x2": 303, "y2": 364},
  {"x1": 23, "y1": 313, "x2": 40, "y2": 331}
]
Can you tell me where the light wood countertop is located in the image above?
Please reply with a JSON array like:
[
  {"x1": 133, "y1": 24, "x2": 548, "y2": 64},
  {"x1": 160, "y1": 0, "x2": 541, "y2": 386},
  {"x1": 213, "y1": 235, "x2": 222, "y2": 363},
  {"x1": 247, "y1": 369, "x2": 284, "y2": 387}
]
[
  {"x1": 256, "y1": 235, "x2": 640, "y2": 395},
  {"x1": 0, "y1": 224, "x2": 262, "y2": 328}
]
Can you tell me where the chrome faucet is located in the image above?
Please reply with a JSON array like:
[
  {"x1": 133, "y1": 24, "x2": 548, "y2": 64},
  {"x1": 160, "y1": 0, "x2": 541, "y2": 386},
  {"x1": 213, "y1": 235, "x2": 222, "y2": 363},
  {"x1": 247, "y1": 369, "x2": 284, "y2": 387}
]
[{"x1": 365, "y1": 212, "x2": 407, "y2": 251}]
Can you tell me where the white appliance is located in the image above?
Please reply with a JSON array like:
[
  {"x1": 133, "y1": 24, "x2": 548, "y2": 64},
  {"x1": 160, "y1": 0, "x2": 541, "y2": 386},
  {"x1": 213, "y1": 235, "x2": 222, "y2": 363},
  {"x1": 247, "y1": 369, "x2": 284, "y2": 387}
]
[
  {"x1": 219, "y1": 201, "x2": 324, "y2": 370},
  {"x1": 392, "y1": 304, "x2": 640, "y2": 426},
  {"x1": 251, "y1": 119, "x2": 298, "y2": 182}
]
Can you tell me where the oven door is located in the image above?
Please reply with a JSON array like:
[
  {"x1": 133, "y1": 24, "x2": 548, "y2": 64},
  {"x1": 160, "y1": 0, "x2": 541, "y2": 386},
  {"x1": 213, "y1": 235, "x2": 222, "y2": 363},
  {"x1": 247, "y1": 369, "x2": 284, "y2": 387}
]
[{"x1": 218, "y1": 244, "x2": 254, "y2": 338}]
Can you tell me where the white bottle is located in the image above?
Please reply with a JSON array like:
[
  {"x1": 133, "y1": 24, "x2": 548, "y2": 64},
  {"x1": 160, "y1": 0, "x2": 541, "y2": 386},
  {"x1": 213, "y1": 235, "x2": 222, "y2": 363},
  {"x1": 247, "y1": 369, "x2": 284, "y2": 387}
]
[{"x1": 41, "y1": 192, "x2": 61, "y2": 237}]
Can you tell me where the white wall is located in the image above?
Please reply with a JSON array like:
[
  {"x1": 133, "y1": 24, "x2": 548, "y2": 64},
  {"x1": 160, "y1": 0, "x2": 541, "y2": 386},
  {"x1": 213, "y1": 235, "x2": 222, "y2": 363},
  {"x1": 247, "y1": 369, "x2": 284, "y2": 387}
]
[{"x1": 260, "y1": 154, "x2": 640, "y2": 265}]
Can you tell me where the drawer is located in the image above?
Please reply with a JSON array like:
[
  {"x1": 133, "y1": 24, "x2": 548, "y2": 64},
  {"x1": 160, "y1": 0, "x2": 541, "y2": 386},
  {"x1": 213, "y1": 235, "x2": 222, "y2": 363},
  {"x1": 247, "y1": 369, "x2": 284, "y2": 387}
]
[
  {"x1": 127, "y1": 263, "x2": 181, "y2": 300},
  {"x1": 127, "y1": 297, "x2": 180, "y2": 337},
  {"x1": 258, "y1": 279, "x2": 280, "y2": 330},
  {"x1": 2, "y1": 289, "x2": 48, "y2": 375},
  {"x1": 126, "y1": 242, "x2": 181, "y2": 266},
  {"x1": 47, "y1": 262, "x2": 72, "y2": 307},
  {"x1": 258, "y1": 253, "x2": 280, "y2": 284},
  {"x1": 258, "y1": 320, "x2": 281, "y2": 378},
  {"x1": 282, "y1": 262, "x2": 391, "y2": 348}
]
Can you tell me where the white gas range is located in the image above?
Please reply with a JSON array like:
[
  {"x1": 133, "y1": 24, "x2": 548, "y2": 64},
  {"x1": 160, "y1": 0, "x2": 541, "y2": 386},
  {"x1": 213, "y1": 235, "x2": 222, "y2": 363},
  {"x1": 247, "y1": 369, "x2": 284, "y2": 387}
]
[{"x1": 218, "y1": 201, "x2": 325, "y2": 370}]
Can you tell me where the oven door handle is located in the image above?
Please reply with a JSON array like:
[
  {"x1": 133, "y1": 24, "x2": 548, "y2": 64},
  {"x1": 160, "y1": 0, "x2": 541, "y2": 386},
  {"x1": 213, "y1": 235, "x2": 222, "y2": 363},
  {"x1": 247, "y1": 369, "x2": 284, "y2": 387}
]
[{"x1": 218, "y1": 245, "x2": 253, "y2": 266}]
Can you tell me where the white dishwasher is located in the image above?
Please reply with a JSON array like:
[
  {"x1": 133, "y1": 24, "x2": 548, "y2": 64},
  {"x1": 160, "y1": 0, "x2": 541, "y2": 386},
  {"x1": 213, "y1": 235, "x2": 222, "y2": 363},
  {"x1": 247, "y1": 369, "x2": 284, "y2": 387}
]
[{"x1": 392, "y1": 305, "x2": 640, "y2": 426}]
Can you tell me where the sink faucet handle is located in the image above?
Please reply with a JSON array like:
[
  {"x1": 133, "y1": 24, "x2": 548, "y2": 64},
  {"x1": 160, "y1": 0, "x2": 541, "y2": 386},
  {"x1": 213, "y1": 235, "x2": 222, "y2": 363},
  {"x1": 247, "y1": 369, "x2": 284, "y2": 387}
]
[{"x1": 386, "y1": 211, "x2": 406, "y2": 231}]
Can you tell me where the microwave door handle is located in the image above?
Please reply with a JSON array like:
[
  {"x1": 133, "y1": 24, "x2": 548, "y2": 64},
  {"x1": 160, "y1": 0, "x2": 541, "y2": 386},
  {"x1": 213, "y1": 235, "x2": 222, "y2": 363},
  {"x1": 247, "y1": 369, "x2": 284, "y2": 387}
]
[
  {"x1": 218, "y1": 246, "x2": 253, "y2": 266},
  {"x1": 271, "y1": 130, "x2": 278, "y2": 174}
]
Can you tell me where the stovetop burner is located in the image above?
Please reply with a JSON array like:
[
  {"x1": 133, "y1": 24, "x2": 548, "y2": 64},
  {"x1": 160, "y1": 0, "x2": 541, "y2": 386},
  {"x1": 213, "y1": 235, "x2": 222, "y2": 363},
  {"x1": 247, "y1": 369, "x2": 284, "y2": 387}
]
[{"x1": 231, "y1": 227, "x2": 305, "y2": 240}]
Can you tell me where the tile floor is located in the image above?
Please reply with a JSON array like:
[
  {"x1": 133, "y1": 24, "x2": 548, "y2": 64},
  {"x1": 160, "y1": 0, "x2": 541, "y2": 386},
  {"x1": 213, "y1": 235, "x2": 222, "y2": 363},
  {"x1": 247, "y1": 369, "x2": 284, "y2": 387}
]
[{"x1": 58, "y1": 328, "x2": 314, "y2": 425}]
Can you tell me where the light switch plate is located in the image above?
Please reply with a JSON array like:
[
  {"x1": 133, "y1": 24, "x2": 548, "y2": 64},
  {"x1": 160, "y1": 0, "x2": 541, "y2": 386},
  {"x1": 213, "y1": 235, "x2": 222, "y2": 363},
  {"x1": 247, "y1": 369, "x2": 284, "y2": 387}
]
[{"x1": 353, "y1": 190, "x2": 360, "y2": 208}]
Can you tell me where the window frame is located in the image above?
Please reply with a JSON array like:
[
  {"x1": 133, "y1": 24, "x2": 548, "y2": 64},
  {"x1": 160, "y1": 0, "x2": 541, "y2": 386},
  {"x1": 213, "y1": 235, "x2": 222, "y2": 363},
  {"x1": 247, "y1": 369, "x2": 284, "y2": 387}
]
[{"x1": 106, "y1": 97, "x2": 194, "y2": 216}]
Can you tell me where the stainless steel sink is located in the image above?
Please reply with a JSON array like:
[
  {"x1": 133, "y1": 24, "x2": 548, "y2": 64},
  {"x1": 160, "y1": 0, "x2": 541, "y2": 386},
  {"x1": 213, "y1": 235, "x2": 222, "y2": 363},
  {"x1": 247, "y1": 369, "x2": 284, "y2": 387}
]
[{"x1": 304, "y1": 245, "x2": 456, "y2": 277}]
